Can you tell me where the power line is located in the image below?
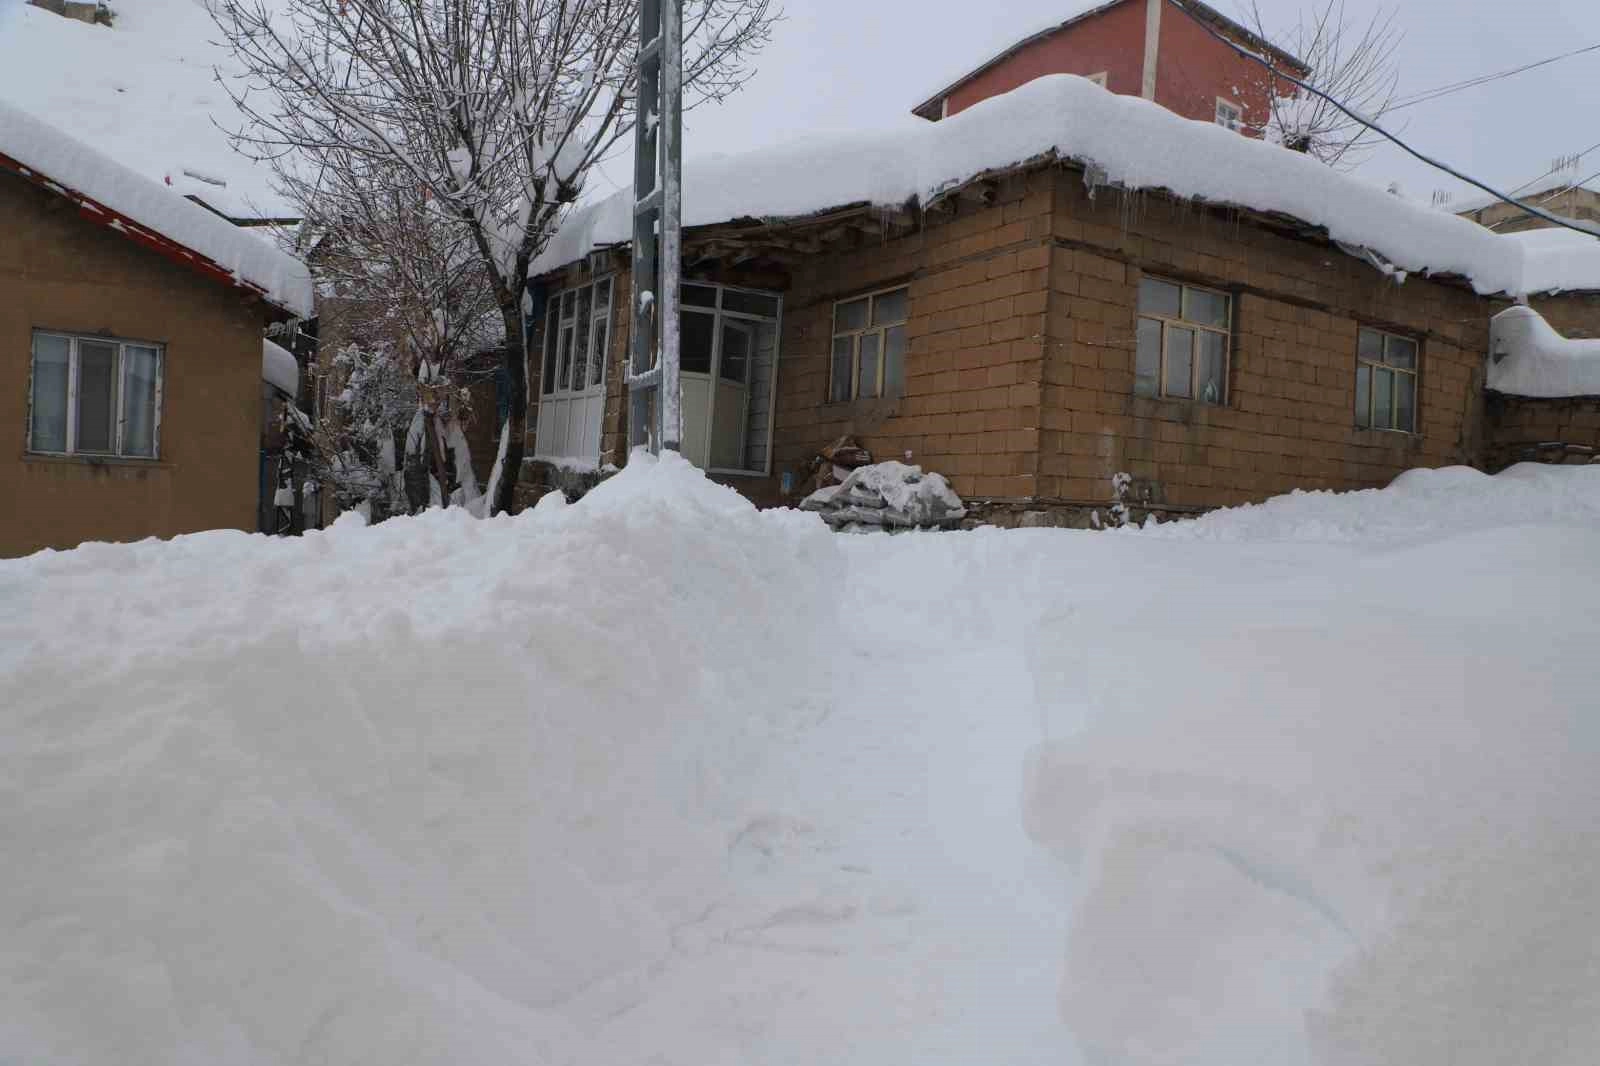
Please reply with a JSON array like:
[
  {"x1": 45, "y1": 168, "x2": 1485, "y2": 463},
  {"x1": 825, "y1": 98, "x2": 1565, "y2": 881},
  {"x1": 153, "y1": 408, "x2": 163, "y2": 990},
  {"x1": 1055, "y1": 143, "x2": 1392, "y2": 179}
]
[
  {"x1": 1388, "y1": 42, "x2": 1600, "y2": 112},
  {"x1": 1164, "y1": 0, "x2": 1600, "y2": 240},
  {"x1": 1489, "y1": 166, "x2": 1600, "y2": 230},
  {"x1": 1501, "y1": 139, "x2": 1600, "y2": 199}
]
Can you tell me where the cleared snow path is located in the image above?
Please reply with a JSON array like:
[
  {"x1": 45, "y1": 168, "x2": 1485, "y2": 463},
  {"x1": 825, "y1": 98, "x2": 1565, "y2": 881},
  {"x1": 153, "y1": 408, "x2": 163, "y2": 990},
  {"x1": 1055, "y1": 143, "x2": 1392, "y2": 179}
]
[{"x1": 2, "y1": 456, "x2": 1598, "y2": 1066}]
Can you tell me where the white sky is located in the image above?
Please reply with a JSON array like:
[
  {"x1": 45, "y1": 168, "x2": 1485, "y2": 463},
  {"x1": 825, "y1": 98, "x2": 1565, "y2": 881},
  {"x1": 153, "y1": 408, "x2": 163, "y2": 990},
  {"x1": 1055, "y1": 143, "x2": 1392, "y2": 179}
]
[{"x1": 641, "y1": 0, "x2": 1600, "y2": 209}]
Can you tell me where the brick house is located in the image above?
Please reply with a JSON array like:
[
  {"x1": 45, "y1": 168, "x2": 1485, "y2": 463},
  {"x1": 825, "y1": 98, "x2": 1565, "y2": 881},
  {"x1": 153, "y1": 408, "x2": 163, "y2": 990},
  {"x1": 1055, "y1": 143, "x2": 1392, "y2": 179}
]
[
  {"x1": 520, "y1": 76, "x2": 1599, "y2": 522},
  {"x1": 1, "y1": 101, "x2": 313, "y2": 557},
  {"x1": 910, "y1": 0, "x2": 1308, "y2": 134}
]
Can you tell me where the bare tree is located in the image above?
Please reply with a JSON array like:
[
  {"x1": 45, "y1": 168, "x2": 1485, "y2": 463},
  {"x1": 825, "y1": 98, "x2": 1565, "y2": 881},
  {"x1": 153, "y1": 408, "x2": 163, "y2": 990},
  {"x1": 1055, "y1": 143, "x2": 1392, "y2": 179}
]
[
  {"x1": 1246, "y1": 1, "x2": 1402, "y2": 170},
  {"x1": 211, "y1": 0, "x2": 778, "y2": 513}
]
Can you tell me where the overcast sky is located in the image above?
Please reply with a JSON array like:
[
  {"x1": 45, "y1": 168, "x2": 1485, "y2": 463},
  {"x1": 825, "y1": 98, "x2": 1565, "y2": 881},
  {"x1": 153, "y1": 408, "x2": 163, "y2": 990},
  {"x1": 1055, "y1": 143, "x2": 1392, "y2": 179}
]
[{"x1": 622, "y1": 0, "x2": 1600, "y2": 208}]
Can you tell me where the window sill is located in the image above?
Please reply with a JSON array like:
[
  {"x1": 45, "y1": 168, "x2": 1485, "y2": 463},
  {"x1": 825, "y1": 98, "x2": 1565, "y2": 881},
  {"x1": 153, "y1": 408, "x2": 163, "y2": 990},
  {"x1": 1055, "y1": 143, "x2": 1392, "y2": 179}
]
[{"x1": 21, "y1": 452, "x2": 171, "y2": 469}]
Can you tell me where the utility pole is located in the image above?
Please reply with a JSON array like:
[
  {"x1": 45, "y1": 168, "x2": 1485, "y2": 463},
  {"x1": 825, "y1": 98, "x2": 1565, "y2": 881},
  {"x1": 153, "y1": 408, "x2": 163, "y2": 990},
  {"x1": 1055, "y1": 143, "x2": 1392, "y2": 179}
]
[{"x1": 628, "y1": 0, "x2": 684, "y2": 454}]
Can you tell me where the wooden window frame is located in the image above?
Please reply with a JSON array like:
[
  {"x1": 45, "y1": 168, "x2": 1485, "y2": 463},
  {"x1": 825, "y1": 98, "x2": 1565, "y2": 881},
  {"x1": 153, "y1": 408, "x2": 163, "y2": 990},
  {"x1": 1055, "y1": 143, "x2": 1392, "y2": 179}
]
[
  {"x1": 1355, "y1": 326, "x2": 1420, "y2": 434},
  {"x1": 681, "y1": 281, "x2": 784, "y2": 478},
  {"x1": 541, "y1": 276, "x2": 614, "y2": 399},
  {"x1": 1135, "y1": 278, "x2": 1232, "y2": 405},
  {"x1": 829, "y1": 285, "x2": 909, "y2": 403},
  {"x1": 27, "y1": 330, "x2": 164, "y2": 460}
]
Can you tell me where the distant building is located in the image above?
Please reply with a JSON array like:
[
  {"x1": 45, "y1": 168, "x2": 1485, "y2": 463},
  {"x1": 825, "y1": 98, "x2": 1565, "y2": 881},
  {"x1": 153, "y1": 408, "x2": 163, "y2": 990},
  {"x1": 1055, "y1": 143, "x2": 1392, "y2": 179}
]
[
  {"x1": 911, "y1": 0, "x2": 1308, "y2": 134},
  {"x1": 1456, "y1": 177, "x2": 1600, "y2": 235}
]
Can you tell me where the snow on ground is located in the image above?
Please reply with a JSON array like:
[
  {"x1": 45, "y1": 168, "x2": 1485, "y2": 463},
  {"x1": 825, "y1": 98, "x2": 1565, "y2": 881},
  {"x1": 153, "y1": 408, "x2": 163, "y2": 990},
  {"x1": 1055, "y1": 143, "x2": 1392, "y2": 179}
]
[
  {"x1": 0, "y1": 0, "x2": 281, "y2": 216},
  {"x1": 2, "y1": 456, "x2": 1598, "y2": 1065}
]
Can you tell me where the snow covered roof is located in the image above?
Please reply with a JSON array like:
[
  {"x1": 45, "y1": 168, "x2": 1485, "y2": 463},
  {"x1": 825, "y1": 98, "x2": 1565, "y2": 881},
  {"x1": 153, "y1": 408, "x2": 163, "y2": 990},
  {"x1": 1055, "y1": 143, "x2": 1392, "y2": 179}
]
[
  {"x1": 908, "y1": 0, "x2": 1308, "y2": 119},
  {"x1": 0, "y1": 98, "x2": 313, "y2": 318},
  {"x1": 262, "y1": 339, "x2": 300, "y2": 396},
  {"x1": 1507, "y1": 227, "x2": 1600, "y2": 296},
  {"x1": 533, "y1": 75, "x2": 1599, "y2": 299},
  {"x1": 1488, "y1": 305, "x2": 1600, "y2": 398}
]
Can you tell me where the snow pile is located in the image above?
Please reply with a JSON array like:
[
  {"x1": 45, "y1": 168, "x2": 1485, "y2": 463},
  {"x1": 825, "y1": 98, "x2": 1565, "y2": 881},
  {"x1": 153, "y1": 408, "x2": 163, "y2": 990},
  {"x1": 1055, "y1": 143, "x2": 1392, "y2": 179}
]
[
  {"x1": 1510, "y1": 227, "x2": 1600, "y2": 296},
  {"x1": 1, "y1": 98, "x2": 313, "y2": 317},
  {"x1": 535, "y1": 74, "x2": 1549, "y2": 297},
  {"x1": 801, "y1": 460, "x2": 967, "y2": 530},
  {"x1": 261, "y1": 338, "x2": 299, "y2": 396},
  {"x1": 3, "y1": 456, "x2": 1599, "y2": 1066},
  {"x1": 1488, "y1": 304, "x2": 1600, "y2": 397}
]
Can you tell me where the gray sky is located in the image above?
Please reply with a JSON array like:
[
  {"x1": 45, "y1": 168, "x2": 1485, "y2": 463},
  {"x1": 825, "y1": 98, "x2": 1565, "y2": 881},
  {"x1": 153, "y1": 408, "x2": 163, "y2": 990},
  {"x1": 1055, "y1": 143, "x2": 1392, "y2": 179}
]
[{"x1": 653, "y1": 0, "x2": 1600, "y2": 208}]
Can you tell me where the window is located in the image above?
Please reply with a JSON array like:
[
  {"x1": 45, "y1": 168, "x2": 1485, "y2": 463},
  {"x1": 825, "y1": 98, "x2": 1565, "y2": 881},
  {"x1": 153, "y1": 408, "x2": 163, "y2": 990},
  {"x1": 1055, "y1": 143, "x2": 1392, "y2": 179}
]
[
  {"x1": 1135, "y1": 278, "x2": 1230, "y2": 404},
  {"x1": 830, "y1": 287, "x2": 908, "y2": 402},
  {"x1": 1215, "y1": 98, "x2": 1243, "y2": 132},
  {"x1": 1086, "y1": 71, "x2": 1109, "y2": 88},
  {"x1": 535, "y1": 276, "x2": 613, "y2": 461},
  {"x1": 1355, "y1": 327, "x2": 1418, "y2": 433},
  {"x1": 28, "y1": 331, "x2": 162, "y2": 458}
]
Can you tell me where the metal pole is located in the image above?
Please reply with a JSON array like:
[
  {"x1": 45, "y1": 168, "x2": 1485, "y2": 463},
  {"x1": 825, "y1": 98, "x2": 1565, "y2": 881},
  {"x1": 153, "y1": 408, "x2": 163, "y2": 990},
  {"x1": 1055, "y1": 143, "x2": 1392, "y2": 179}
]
[{"x1": 659, "y1": 0, "x2": 683, "y2": 452}]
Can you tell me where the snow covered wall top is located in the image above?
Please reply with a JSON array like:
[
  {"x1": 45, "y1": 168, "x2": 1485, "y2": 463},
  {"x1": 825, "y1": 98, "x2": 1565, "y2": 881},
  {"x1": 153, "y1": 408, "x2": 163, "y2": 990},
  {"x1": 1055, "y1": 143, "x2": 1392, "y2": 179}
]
[
  {"x1": 262, "y1": 338, "x2": 300, "y2": 396},
  {"x1": 1488, "y1": 304, "x2": 1600, "y2": 398},
  {"x1": 0, "y1": 99, "x2": 313, "y2": 318},
  {"x1": 534, "y1": 74, "x2": 1597, "y2": 299}
]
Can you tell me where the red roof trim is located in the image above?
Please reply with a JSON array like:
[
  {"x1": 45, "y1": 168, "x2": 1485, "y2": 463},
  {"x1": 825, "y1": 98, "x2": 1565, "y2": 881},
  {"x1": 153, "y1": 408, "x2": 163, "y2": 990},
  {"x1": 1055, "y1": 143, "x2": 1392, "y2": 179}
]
[{"x1": 0, "y1": 148, "x2": 291, "y2": 316}]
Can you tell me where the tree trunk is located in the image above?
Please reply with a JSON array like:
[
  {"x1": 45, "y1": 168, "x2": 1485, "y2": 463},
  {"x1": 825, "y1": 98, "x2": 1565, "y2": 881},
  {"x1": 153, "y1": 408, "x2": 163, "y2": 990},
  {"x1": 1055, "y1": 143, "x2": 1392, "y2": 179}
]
[{"x1": 493, "y1": 303, "x2": 529, "y2": 516}]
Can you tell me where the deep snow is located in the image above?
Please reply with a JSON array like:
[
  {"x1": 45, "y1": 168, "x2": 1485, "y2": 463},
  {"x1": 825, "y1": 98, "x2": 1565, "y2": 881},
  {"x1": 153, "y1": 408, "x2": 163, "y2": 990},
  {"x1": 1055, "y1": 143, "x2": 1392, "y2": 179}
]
[{"x1": 2, "y1": 456, "x2": 1598, "y2": 1065}]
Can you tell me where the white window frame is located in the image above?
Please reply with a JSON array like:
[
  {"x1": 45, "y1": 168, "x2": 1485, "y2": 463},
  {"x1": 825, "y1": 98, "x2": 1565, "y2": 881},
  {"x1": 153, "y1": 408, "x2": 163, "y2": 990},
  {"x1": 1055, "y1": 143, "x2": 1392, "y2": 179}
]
[
  {"x1": 1215, "y1": 98, "x2": 1243, "y2": 132},
  {"x1": 1135, "y1": 278, "x2": 1232, "y2": 405},
  {"x1": 1086, "y1": 71, "x2": 1109, "y2": 89},
  {"x1": 540, "y1": 276, "x2": 614, "y2": 400},
  {"x1": 682, "y1": 281, "x2": 784, "y2": 478},
  {"x1": 829, "y1": 286, "x2": 909, "y2": 403},
  {"x1": 1356, "y1": 326, "x2": 1420, "y2": 434},
  {"x1": 27, "y1": 330, "x2": 164, "y2": 459}
]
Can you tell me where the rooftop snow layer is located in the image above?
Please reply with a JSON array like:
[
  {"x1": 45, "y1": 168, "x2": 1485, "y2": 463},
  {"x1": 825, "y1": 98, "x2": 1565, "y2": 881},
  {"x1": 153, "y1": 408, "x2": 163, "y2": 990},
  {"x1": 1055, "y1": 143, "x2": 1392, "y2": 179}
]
[
  {"x1": 1, "y1": 98, "x2": 313, "y2": 317},
  {"x1": 1508, "y1": 226, "x2": 1600, "y2": 296},
  {"x1": 534, "y1": 74, "x2": 1600, "y2": 298},
  {"x1": 1487, "y1": 304, "x2": 1600, "y2": 398},
  {"x1": 262, "y1": 338, "x2": 300, "y2": 395}
]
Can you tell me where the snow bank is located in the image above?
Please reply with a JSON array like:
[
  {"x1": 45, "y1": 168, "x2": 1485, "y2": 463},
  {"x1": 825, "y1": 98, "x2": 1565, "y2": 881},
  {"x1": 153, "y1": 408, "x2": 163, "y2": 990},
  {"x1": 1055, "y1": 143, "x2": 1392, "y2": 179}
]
[
  {"x1": 1512, "y1": 225, "x2": 1600, "y2": 296},
  {"x1": 3, "y1": 456, "x2": 1598, "y2": 1065},
  {"x1": 535, "y1": 75, "x2": 1556, "y2": 297},
  {"x1": 261, "y1": 338, "x2": 299, "y2": 396},
  {"x1": 0, "y1": 98, "x2": 313, "y2": 317},
  {"x1": 1488, "y1": 304, "x2": 1600, "y2": 397}
]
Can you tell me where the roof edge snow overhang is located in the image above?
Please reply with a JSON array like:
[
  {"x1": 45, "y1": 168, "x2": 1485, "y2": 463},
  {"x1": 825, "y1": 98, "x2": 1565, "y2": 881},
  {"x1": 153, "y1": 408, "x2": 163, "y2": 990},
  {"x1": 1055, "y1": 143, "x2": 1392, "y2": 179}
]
[
  {"x1": 0, "y1": 149, "x2": 303, "y2": 320},
  {"x1": 909, "y1": 0, "x2": 1310, "y2": 120}
]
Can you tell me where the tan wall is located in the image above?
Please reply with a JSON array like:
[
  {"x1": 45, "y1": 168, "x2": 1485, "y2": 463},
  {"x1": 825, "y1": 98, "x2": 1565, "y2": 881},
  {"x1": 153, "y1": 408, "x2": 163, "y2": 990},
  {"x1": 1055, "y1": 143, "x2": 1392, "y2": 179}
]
[
  {"x1": 1459, "y1": 187, "x2": 1600, "y2": 235},
  {"x1": 1, "y1": 172, "x2": 269, "y2": 557}
]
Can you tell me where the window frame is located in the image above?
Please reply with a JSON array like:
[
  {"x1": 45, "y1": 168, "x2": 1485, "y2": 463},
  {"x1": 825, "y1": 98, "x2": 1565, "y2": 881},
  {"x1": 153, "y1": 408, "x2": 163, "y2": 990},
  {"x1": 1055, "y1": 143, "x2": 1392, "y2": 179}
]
[
  {"x1": 1135, "y1": 277, "x2": 1232, "y2": 405},
  {"x1": 829, "y1": 285, "x2": 909, "y2": 403},
  {"x1": 1215, "y1": 98, "x2": 1243, "y2": 132},
  {"x1": 1355, "y1": 326, "x2": 1420, "y2": 434},
  {"x1": 681, "y1": 281, "x2": 784, "y2": 478},
  {"x1": 27, "y1": 330, "x2": 165, "y2": 460},
  {"x1": 540, "y1": 275, "x2": 615, "y2": 400}
]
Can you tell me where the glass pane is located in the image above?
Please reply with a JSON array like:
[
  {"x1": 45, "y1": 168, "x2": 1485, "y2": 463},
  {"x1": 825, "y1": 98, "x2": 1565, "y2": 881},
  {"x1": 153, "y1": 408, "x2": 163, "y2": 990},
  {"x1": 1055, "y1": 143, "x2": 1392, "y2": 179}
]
[
  {"x1": 858, "y1": 332, "x2": 881, "y2": 399},
  {"x1": 1135, "y1": 318, "x2": 1162, "y2": 397},
  {"x1": 593, "y1": 277, "x2": 613, "y2": 311},
  {"x1": 719, "y1": 322, "x2": 751, "y2": 384},
  {"x1": 561, "y1": 288, "x2": 576, "y2": 318},
  {"x1": 1164, "y1": 327, "x2": 1194, "y2": 399},
  {"x1": 1358, "y1": 328, "x2": 1383, "y2": 363},
  {"x1": 1355, "y1": 364, "x2": 1371, "y2": 428},
  {"x1": 557, "y1": 325, "x2": 576, "y2": 391},
  {"x1": 1196, "y1": 331, "x2": 1226, "y2": 404},
  {"x1": 76, "y1": 340, "x2": 117, "y2": 453},
  {"x1": 722, "y1": 289, "x2": 780, "y2": 317},
  {"x1": 1138, "y1": 278, "x2": 1181, "y2": 318},
  {"x1": 542, "y1": 315, "x2": 558, "y2": 394},
  {"x1": 871, "y1": 288, "x2": 908, "y2": 327},
  {"x1": 835, "y1": 298, "x2": 868, "y2": 332},
  {"x1": 30, "y1": 334, "x2": 70, "y2": 452},
  {"x1": 681, "y1": 310, "x2": 714, "y2": 374},
  {"x1": 884, "y1": 325, "x2": 907, "y2": 396},
  {"x1": 1373, "y1": 367, "x2": 1394, "y2": 429},
  {"x1": 589, "y1": 318, "x2": 609, "y2": 390},
  {"x1": 1385, "y1": 336, "x2": 1417, "y2": 370},
  {"x1": 574, "y1": 286, "x2": 593, "y2": 389},
  {"x1": 121, "y1": 346, "x2": 159, "y2": 457},
  {"x1": 682, "y1": 283, "x2": 717, "y2": 308},
  {"x1": 830, "y1": 336, "x2": 853, "y2": 402},
  {"x1": 1184, "y1": 287, "x2": 1229, "y2": 329},
  {"x1": 1395, "y1": 372, "x2": 1416, "y2": 432}
]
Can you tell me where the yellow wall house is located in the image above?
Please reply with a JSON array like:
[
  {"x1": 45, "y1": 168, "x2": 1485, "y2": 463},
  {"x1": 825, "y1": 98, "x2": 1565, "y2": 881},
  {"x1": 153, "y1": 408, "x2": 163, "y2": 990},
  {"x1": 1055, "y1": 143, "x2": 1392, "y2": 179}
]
[{"x1": 0, "y1": 100, "x2": 313, "y2": 558}]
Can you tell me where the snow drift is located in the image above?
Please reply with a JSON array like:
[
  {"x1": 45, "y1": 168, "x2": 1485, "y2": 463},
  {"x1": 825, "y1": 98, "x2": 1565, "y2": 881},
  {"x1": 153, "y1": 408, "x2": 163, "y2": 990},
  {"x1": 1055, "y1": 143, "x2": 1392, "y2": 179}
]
[
  {"x1": 1488, "y1": 303, "x2": 1600, "y2": 397},
  {"x1": 3, "y1": 456, "x2": 1598, "y2": 1065}
]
